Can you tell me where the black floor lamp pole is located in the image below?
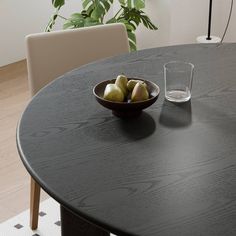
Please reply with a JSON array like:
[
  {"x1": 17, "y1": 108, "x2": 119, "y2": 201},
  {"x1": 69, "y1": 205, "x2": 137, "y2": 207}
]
[{"x1": 207, "y1": 0, "x2": 213, "y2": 40}]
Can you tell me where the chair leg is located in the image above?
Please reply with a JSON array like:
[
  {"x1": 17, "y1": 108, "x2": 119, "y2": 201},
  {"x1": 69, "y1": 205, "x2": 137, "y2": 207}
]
[{"x1": 30, "y1": 177, "x2": 41, "y2": 230}]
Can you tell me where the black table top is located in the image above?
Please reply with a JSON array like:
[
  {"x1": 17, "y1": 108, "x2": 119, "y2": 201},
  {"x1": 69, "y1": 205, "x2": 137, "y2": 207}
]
[{"x1": 17, "y1": 44, "x2": 236, "y2": 236}]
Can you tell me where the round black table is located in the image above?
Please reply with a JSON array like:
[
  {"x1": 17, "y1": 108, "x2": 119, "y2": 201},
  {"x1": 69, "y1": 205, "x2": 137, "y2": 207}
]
[{"x1": 17, "y1": 44, "x2": 236, "y2": 236}]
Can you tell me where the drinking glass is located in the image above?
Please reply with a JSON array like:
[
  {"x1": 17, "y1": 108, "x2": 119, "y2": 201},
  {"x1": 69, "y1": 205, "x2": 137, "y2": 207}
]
[{"x1": 164, "y1": 61, "x2": 194, "y2": 103}]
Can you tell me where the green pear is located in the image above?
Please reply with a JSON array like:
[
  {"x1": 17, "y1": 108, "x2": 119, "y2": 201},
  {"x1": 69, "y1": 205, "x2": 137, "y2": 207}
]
[
  {"x1": 103, "y1": 84, "x2": 124, "y2": 102},
  {"x1": 131, "y1": 82, "x2": 149, "y2": 102},
  {"x1": 127, "y1": 79, "x2": 147, "y2": 91},
  {"x1": 115, "y1": 75, "x2": 128, "y2": 97}
]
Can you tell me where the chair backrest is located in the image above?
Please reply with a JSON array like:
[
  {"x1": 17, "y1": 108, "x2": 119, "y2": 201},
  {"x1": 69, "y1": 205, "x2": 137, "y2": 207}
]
[{"x1": 26, "y1": 23, "x2": 130, "y2": 96}]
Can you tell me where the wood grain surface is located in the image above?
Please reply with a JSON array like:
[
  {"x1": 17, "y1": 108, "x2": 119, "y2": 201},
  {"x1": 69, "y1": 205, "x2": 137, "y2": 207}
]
[{"x1": 17, "y1": 44, "x2": 236, "y2": 236}]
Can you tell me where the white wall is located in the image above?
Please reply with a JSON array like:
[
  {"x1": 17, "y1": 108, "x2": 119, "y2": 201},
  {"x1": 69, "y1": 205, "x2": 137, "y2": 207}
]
[
  {"x1": 0, "y1": 0, "x2": 81, "y2": 67},
  {"x1": 0, "y1": 0, "x2": 235, "y2": 66},
  {"x1": 135, "y1": 0, "x2": 236, "y2": 49},
  {"x1": 218, "y1": 0, "x2": 236, "y2": 42}
]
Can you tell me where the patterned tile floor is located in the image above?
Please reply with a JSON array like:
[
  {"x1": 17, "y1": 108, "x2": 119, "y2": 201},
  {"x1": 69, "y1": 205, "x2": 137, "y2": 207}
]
[
  {"x1": 0, "y1": 198, "x2": 61, "y2": 236},
  {"x1": 0, "y1": 198, "x2": 115, "y2": 236}
]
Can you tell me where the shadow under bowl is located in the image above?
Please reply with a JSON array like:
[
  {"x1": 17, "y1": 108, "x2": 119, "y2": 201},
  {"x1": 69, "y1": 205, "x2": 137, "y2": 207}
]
[{"x1": 93, "y1": 78, "x2": 160, "y2": 118}]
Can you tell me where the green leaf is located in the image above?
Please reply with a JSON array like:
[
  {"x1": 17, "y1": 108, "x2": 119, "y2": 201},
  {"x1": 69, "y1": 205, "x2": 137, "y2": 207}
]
[
  {"x1": 118, "y1": 6, "x2": 157, "y2": 30},
  {"x1": 52, "y1": 0, "x2": 65, "y2": 8},
  {"x1": 119, "y1": 0, "x2": 145, "y2": 9},
  {"x1": 134, "y1": 0, "x2": 145, "y2": 9},
  {"x1": 124, "y1": 22, "x2": 135, "y2": 31},
  {"x1": 117, "y1": 18, "x2": 136, "y2": 30},
  {"x1": 140, "y1": 12, "x2": 158, "y2": 30},
  {"x1": 106, "y1": 17, "x2": 117, "y2": 24},
  {"x1": 118, "y1": 0, "x2": 126, "y2": 6},
  {"x1": 129, "y1": 39, "x2": 137, "y2": 51},
  {"x1": 63, "y1": 13, "x2": 85, "y2": 29},
  {"x1": 127, "y1": 31, "x2": 136, "y2": 43},
  {"x1": 91, "y1": 4, "x2": 105, "y2": 20},
  {"x1": 70, "y1": 13, "x2": 84, "y2": 20},
  {"x1": 101, "y1": 0, "x2": 111, "y2": 12},
  {"x1": 127, "y1": 0, "x2": 132, "y2": 8},
  {"x1": 127, "y1": 29, "x2": 137, "y2": 51},
  {"x1": 63, "y1": 21, "x2": 77, "y2": 29},
  {"x1": 87, "y1": 4, "x2": 95, "y2": 16},
  {"x1": 82, "y1": 0, "x2": 92, "y2": 9},
  {"x1": 84, "y1": 17, "x2": 101, "y2": 27}
]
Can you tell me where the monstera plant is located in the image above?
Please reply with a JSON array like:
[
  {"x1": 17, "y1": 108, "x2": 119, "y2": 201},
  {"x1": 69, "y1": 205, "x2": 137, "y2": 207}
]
[{"x1": 46, "y1": 0, "x2": 157, "y2": 51}]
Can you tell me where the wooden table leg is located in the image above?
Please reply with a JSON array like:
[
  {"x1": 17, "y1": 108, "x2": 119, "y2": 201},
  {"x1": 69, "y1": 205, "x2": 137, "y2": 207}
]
[
  {"x1": 60, "y1": 205, "x2": 110, "y2": 236},
  {"x1": 30, "y1": 177, "x2": 41, "y2": 230}
]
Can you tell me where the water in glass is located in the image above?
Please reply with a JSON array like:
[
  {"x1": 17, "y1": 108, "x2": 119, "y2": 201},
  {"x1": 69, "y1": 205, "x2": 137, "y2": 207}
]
[{"x1": 165, "y1": 87, "x2": 191, "y2": 103}]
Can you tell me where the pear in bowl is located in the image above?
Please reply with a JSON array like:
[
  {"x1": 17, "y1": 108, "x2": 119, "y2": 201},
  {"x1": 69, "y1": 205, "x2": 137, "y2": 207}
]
[
  {"x1": 127, "y1": 79, "x2": 145, "y2": 91},
  {"x1": 115, "y1": 75, "x2": 128, "y2": 97},
  {"x1": 131, "y1": 82, "x2": 149, "y2": 102},
  {"x1": 103, "y1": 84, "x2": 124, "y2": 102}
]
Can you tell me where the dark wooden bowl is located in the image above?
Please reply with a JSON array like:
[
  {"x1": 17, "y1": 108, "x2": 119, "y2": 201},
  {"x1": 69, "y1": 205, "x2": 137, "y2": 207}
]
[{"x1": 93, "y1": 78, "x2": 160, "y2": 118}]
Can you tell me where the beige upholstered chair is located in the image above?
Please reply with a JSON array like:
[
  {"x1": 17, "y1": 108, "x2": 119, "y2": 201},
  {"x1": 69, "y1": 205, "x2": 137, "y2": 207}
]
[{"x1": 25, "y1": 23, "x2": 129, "y2": 230}]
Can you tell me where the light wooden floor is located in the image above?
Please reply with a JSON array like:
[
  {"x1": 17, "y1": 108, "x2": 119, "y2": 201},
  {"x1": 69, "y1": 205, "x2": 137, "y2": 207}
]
[{"x1": 0, "y1": 60, "x2": 48, "y2": 223}]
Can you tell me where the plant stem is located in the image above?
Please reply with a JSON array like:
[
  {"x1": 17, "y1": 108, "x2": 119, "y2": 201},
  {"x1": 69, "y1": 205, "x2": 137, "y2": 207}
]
[
  {"x1": 57, "y1": 15, "x2": 68, "y2": 20},
  {"x1": 113, "y1": 8, "x2": 122, "y2": 19}
]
